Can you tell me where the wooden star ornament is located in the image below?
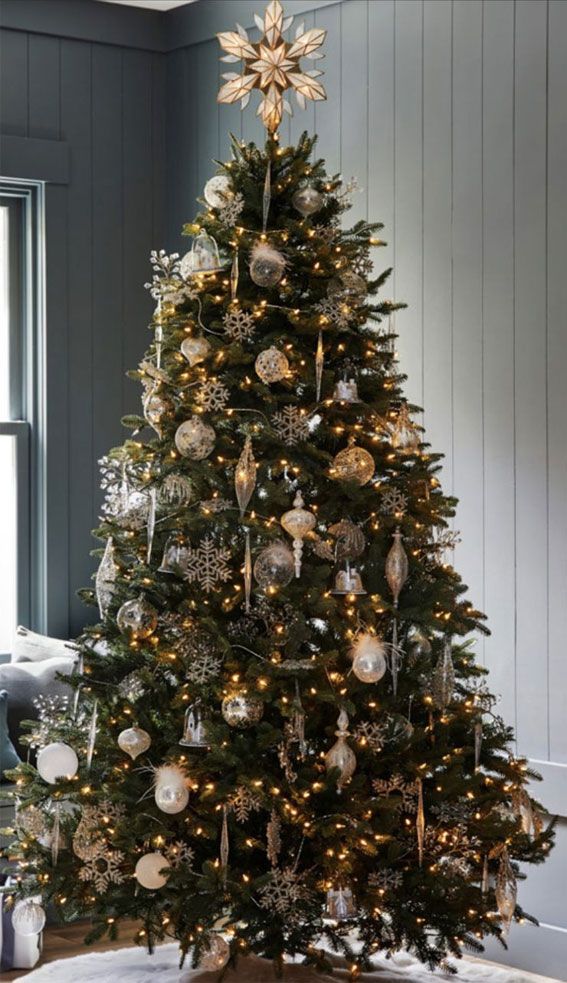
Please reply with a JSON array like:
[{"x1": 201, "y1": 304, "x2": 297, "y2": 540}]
[{"x1": 217, "y1": 0, "x2": 326, "y2": 133}]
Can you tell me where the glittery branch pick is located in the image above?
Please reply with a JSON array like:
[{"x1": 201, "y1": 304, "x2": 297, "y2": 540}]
[
  {"x1": 147, "y1": 487, "x2": 157, "y2": 564},
  {"x1": 315, "y1": 330, "x2": 324, "y2": 401},
  {"x1": 220, "y1": 804, "x2": 229, "y2": 886},
  {"x1": 267, "y1": 808, "x2": 282, "y2": 867},
  {"x1": 230, "y1": 249, "x2": 239, "y2": 300},
  {"x1": 416, "y1": 778, "x2": 425, "y2": 866},
  {"x1": 244, "y1": 530, "x2": 252, "y2": 612}
]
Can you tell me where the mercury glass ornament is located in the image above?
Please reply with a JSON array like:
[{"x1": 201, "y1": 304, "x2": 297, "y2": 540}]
[
  {"x1": 280, "y1": 491, "x2": 316, "y2": 577},
  {"x1": 135, "y1": 852, "x2": 170, "y2": 889},
  {"x1": 159, "y1": 473, "x2": 193, "y2": 506},
  {"x1": 331, "y1": 564, "x2": 366, "y2": 595},
  {"x1": 175, "y1": 416, "x2": 215, "y2": 460},
  {"x1": 200, "y1": 934, "x2": 230, "y2": 972},
  {"x1": 332, "y1": 378, "x2": 360, "y2": 403},
  {"x1": 331, "y1": 438, "x2": 375, "y2": 486},
  {"x1": 328, "y1": 270, "x2": 366, "y2": 297},
  {"x1": 37, "y1": 742, "x2": 79, "y2": 784},
  {"x1": 325, "y1": 709, "x2": 356, "y2": 791},
  {"x1": 222, "y1": 691, "x2": 264, "y2": 728},
  {"x1": 431, "y1": 639, "x2": 455, "y2": 709},
  {"x1": 495, "y1": 849, "x2": 517, "y2": 933},
  {"x1": 385, "y1": 527, "x2": 409, "y2": 606},
  {"x1": 234, "y1": 436, "x2": 256, "y2": 517},
  {"x1": 249, "y1": 242, "x2": 286, "y2": 288},
  {"x1": 116, "y1": 596, "x2": 158, "y2": 638},
  {"x1": 12, "y1": 900, "x2": 46, "y2": 936},
  {"x1": 143, "y1": 389, "x2": 168, "y2": 437},
  {"x1": 95, "y1": 536, "x2": 118, "y2": 619},
  {"x1": 326, "y1": 886, "x2": 356, "y2": 921},
  {"x1": 390, "y1": 403, "x2": 420, "y2": 454},
  {"x1": 350, "y1": 633, "x2": 387, "y2": 683},
  {"x1": 179, "y1": 702, "x2": 210, "y2": 749},
  {"x1": 255, "y1": 346, "x2": 289, "y2": 384},
  {"x1": 117, "y1": 725, "x2": 151, "y2": 760},
  {"x1": 292, "y1": 185, "x2": 324, "y2": 217},
  {"x1": 181, "y1": 335, "x2": 211, "y2": 367},
  {"x1": 254, "y1": 540, "x2": 295, "y2": 588},
  {"x1": 204, "y1": 174, "x2": 232, "y2": 209}
]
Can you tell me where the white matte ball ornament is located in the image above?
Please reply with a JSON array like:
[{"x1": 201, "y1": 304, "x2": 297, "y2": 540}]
[
  {"x1": 175, "y1": 416, "x2": 216, "y2": 460},
  {"x1": 350, "y1": 634, "x2": 387, "y2": 683},
  {"x1": 117, "y1": 726, "x2": 151, "y2": 761},
  {"x1": 200, "y1": 934, "x2": 230, "y2": 971},
  {"x1": 37, "y1": 742, "x2": 79, "y2": 784},
  {"x1": 204, "y1": 175, "x2": 232, "y2": 209},
  {"x1": 12, "y1": 900, "x2": 46, "y2": 936},
  {"x1": 135, "y1": 852, "x2": 171, "y2": 890}
]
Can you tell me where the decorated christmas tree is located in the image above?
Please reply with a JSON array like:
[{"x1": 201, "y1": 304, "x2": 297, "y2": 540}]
[{"x1": 5, "y1": 2, "x2": 554, "y2": 977}]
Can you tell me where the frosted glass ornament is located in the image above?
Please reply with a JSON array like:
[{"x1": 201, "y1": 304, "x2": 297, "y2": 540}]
[
  {"x1": 325, "y1": 709, "x2": 356, "y2": 791},
  {"x1": 117, "y1": 726, "x2": 151, "y2": 761},
  {"x1": 222, "y1": 692, "x2": 264, "y2": 728},
  {"x1": 200, "y1": 934, "x2": 230, "y2": 971},
  {"x1": 249, "y1": 242, "x2": 286, "y2": 288},
  {"x1": 204, "y1": 174, "x2": 232, "y2": 209},
  {"x1": 175, "y1": 416, "x2": 216, "y2": 460},
  {"x1": 254, "y1": 541, "x2": 295, "y2": 588},
  {"x1": 154, "y1": 764, "x2": 190, "y2": 814},
  {"x1": 116, "y1": 596, "x2": 158, "y2": 638},
  {"x1": 135, "y1": 852, "x2": 170, "y2": 889},
  {"x1": 280, "y1": 491, "x2": 316, "y2": 576},
  {"x1": 143, "y1": 390, "x2": 169, "y2": 437},
  {"x1": 351, "y1": 634, "x2": 387, "y2": 683},
  {"x1": 234, "y1": 436, "x2": 256, "y2": 517},
  {"x1": 181, "y1": 335, "x2": 211, "y2": 367},
  {"x1": 12, "y1": 899, "x2": 46, "y2": 936},
  {"x1": 292, "y1": 186, "x2": 324, "y2": 217},
  {"x1": 37, "y1": 742, "x2": 79, "y2": 785}
]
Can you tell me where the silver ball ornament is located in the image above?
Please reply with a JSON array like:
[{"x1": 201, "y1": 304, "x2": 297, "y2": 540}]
[
  {"x1": 292, "y1": 186, "x2": 324, "y2": 217},
  {"x1": 175, "y1": 416, "x2": 216, "y2": 460},
  {"x1": 253, "y1": 541, "x2": 295, "y2": 588},
  {"x1": 222, "y1": 692, "x2": 264, "y2": 728},
  {"x1": 200, "y1": 934, "x2": 230, "y2": 971},
  {"x1": 116, "y1": 596, "x2": 158, "y2": 638},
  {"x1": 406, "y1": 628, "x2": 432, "y2": 662}
]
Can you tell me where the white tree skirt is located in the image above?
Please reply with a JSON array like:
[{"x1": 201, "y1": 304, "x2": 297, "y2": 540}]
[{"x1": 15, "y1": 943, "x2": 561, "y2": 983}]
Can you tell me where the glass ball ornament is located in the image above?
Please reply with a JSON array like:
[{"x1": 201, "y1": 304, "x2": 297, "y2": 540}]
[
  {"x1": 175, "y1": 416, "x2": 216, "y2": 460},
  {"x1": 255, "y1": 346, "x2": 289, "y2": 384},
  {"x1": 328, "y1": 270, "x2": 366, "y2": 297},
  {"x1": 200, "y1": 934, "x2": 230, "y2": 971},
  {"x1": 204, "y1": 174, "x2": 232, "y2": 209},
  {"x1": 331, "y1": 439, "x2": 375, "y2": 486},
  {"x1": 249, "y1": 242, "x2": 286, "y2": 288},
  {"x1": 381, "y1": 712, "x2": 414, "y2": 748},
  {"x1": 116, "y1": 596, "x2": 158, "y2": 638},
  {"x1": 117, "y1": 726, "x2": 151, "y2": 760},
  {"x1": 12, "y1": 899, "x2": 46, "y2": 936},
  {"x1": 292, "y1": 185, "x2": 324, "y2": 217},
  {"x1": 222, "y1": 692, "x2": 264, "y2": 728},
  {"x1": 155, "y1": 783, "x2": 189, "y2": 814},
  {"x1": 350, "y1": 634, "x2": 387, "y2": 683},
  {"x1": 253, "y1": 540, "x2": 295, "y2": 588},
  {"x1": 181, "y1": 335, "x2": 211, "y2": 367},
  {"x1": 135, "y1": 851, "x2": 170, "y2": 890},
  {"x1": 37, "y1": 742, "x2": 79, "y2": 784},
  {"x1": 406, "y1": 627, "x2": 432, "y2": 662}
]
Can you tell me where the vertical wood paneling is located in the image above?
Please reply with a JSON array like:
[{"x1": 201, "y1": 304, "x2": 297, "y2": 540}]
[
  {"x1": 422, "y1": 0, "x2": 453, "y2": 492},
  {"x1": 60, "y1": 39, "x2": 93, "y2": 635},
  {"x1": 0, "y1": 30, "x2": 28, "y2": 137},
  {"x1": 197, "y1": 40, "x2": 220, "y2": 191},
  {"x1": 313, "y1": 4, "x2": 341, "y2": 174},
  {"x1": 339, "y1": 0, "x2": 367, "y2": 224},
  {"x1": 393, "y1": 0, "x2": 422, "y2": 406},
  {"x1": 546, "y1": 0, "x2": 567, "y2": 764},
  {"x1": 482, "y1": 0, "x2": 516, "y2": 722},
  {"x1": 367, "y1": 1, "x2": 394, "y2": 279},
  {"x1": 513, "y1": 0, "x2": 549, "y2": 759},
  {"x1": 28, "y1": 35, "x2": 60, "y2": 140},
  {"x1": 451, "y1": 0, "x2": 484, "y2": 619},
  {"x1": 152, "y1": 52, "x2": 167, "y2": 248}
]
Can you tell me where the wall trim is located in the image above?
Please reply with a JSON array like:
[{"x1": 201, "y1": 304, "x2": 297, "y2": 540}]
[{"x1": 0, "y1": 135, "x2": 69, "y2": 185}]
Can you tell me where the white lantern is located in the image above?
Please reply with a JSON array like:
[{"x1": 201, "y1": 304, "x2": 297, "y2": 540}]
[
  {"x1": 134, "y1": 852, "x2": 171, "y2": 890},
  {"x1": 12, "y1": 899, "x2": 46, "y2": 936},
  {"x1": 36, "y1": 742, "x2": 79, "y2": 785}
]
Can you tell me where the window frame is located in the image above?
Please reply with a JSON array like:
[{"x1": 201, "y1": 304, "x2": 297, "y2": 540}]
[{"x1": 0, "y1": 180, "x2": 46, "y2": 654}]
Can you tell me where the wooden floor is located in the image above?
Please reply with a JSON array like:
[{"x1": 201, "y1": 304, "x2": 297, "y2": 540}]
[{"x1": 4, "y1": 918, "x2": 142, "y2": 981}]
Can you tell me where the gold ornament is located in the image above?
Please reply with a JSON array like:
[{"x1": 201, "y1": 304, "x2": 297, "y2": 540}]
[
  {"x1": 255, "y1": 346, "x2": 289, "y2": 384},
  {"x1": 217, "y1": 0, "x2": 326, "y2": 133},
  {"x1": 385, "y1": 526, "x2": 409, "y2": 606},
  {"x1": 280, "y1": 491, "x2": 316, "y2": 576},
  {"x1": 117, "y1": 726, "x2": 151, "y2": 761},
  {"x1": 331, "y1": 437, "x2": 374, "y2": 486},
  {"x1": 222, "y1": 691, "x2": 264, "y2": 728},
  {"x1": 181, "y1": 335, "x2": 211, "y2": 367},
  {"x1": 235, "y1": 436, "x2": 257, "y2": 516},
  {"x1": 325, "y1": 709, "x2": 356, "y2": 791}
]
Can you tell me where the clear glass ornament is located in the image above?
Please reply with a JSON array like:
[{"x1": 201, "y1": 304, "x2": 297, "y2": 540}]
[
  {"x1": 255, "y1": 346, "x2": 289, "y2": 384},
  {"x1": 204, "y1": 174, "x2": 232, "y2": 209},
  {"x1": 175, "y1": 416, "x2": 216, "y2": 460},
  {"x1": 235, "y1": 436, "x2": 257, "y2": 516},
  {"x1": 116, "y1": 596, "x2": 158, "y2": 638},
  {"x1": 406, "y1": 627, "x2": 432, "y2": 662},
  {"x1": 222, "y1": 692, "x2": 264, "y2": 728},
  {"x1": 254, "y1": 540, "x2": 295, "y2": 588},
  {"x1": 249, "y1": 242, "x2": 286, "y2": 288},
  {"x1": 181, "y1": 335, "x2": 211, "y2": 367},
  {"x1": 117, "y1": 726, "x2": 151, "y2": 760},
  {"x1": 280, "y1": 491, "x2": 316, "y2": 577},
  {"x1": 331, "y1": 437, "x2": 374, "y2": 486},
  {"x1": 329, "y1": 519, "x2": 366, "y2": 562},
  {"x1": 135, "y1": 851, "x2": 170, "y2": 889},
  {"x1": 244, "y1": 530, "x2": 252, "y2": 612},
  {"x1": 12, "y1": 899, "x2": 46, "y2": 936},
  {"x1": 159, "y1": 473, "x2": 192, "y2": 506},
  {"x1": 199, "y1": 934, "x2": 230, "y2": 972},
  {"x1": 431, "y1": 639, "x2": 455, "y2": 709},
  {"x1": 349, "y1": 633, "x2": 387, "y2": 682},
  {"x1": 325, "y1": 886, "x2": 356, "y2": 921},
  {"x1": 292, "y1": 185, "x2": 324, "y2": 217},
  {"x1": 154, "y1": 764, "x2": 189, "y2": 814},
  {"x1": 385, "y1": 527, "x2": 409, "y2": 606},
  {"x1": 179, "y1": 702, "x2": 210, "y2": 749},
  {"x1": 325, "y1": 709, "x2": 356, "y2": 791}
]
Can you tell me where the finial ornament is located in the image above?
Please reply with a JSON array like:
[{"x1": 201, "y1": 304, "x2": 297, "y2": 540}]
[{"x1": 217, "y1": 0, "x2": 327, "y2": 133}]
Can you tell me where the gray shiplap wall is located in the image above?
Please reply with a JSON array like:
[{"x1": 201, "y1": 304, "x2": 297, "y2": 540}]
[
  {"x1": 165, "y1": 1, "x2": 567, "y2": 976},
  {"x1": 0, "y1": 22, "x2": 165, "y2": 637}
]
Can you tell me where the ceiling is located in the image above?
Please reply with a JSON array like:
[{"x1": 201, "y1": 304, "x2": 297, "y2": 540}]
[{"x1": 98, "y1": 0, "x2": 196, "y2": 11}]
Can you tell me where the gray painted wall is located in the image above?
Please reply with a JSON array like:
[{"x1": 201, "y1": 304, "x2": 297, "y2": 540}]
[{"x1": 1, "y1": 0, "x2": 566, "y2": 976}]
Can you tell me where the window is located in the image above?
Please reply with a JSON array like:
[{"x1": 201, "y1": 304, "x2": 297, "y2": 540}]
[{"x1": 0, "y1": 181, "x2": 45, "y2": 657}]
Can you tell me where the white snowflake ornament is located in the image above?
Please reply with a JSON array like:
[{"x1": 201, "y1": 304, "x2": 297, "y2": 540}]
[
  {"x1": 183, "y1": 536, "x2": 232, "y2": 593},
  {"x1": 272, "y1": 405, "x2": 309, "y2": 446}
]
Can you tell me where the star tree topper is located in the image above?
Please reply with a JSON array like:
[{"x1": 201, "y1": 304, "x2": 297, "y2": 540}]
[{"x1": 217, "y1": 0, "x2": 326, "y2": 133}]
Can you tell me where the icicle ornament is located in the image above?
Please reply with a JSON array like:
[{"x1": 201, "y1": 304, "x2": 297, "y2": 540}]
[
  {"x1": 315, "y1": 330, "x2": 324, "y2": 401},
  {"x1": 385, "y1": 526, "x2": 408, "y2": 606},
  {"x1": 416, "y1": 778, "x2": 425, "y2": 866},
  {"x1": 431, "y1": 639, "x2": 455, "y2": 709},
  {"x1": 146, "y1": 487, "x2": 157, "y2": 563},
  {"x1": 244, "y1": 530, "x2": 252, "y2": 612},
  {"x1": 230, "y1": 248, "x2": 239, "y2": 300},
  {"x1": 235, "y1": 437, "x2": 257, "y2": 516},
  {"x1": 86, "y1": 700, "x2": 98, "y2": 771},
  {"x1": 495, "y1": 849, "x2": 517, "y2": 934},
  {"x1": 262, "y1": 160, "x2": 271, "y2": 232}
]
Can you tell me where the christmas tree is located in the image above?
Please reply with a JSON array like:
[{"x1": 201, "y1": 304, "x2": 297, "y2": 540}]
[{"x1": 5, "y1": 2, "x2": 554, "y2": 977}]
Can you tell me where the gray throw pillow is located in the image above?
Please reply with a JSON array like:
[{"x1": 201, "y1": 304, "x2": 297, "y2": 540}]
[{"x1": 0, "y1": 656, "x2": 76, "y2": 760}]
